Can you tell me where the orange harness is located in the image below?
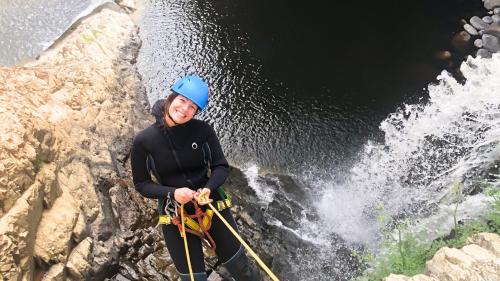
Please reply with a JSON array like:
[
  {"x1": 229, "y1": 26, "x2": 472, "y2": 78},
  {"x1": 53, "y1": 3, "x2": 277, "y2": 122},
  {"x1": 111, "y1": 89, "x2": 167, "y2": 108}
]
[{"x1": 170, "y1": 201, "x2": 217, "y2": 252}]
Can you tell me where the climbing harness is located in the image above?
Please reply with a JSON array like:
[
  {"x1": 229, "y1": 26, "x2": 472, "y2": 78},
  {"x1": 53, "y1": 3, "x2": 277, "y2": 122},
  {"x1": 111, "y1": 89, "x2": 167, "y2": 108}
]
[{"x1": 157, "y1": 187, "x2": 232, "y2": 253}]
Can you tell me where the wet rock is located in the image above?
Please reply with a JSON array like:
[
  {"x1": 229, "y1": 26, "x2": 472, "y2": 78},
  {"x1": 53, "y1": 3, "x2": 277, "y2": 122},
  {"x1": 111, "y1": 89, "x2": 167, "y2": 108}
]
[
  {"x1": 495, "y1": 8, "x2": 500, "y2": 14},
  {"x1": 137, "y1": 243, "x2": 154, "y2": 259},
  {"x1": 463, "y1": 24, "x2": 479, "y2": 36},
  {"x1": 41, "y1": 263, "x2": 65, "y2": 281},
  {"x1": 90, "y1": 239, "x2": 120, "y2": 280},
  {"x1": 452, "y1": 31, "x2": 472, "y2": 53},
  {"x1": 476, "y1": 48, "x2": 492, "y2": 58},
  {"x1": 483, "y1": 16, "x2": 494, "y2": 24},
  {"x1": 118, "y1": 262, "x2": 141, "y2": 280},
  {"x1": 136, "y1": 255, "x2": 164, "y2": 280},
  {"x1": 474, "y1": 39, "x2": 483, "y2": 48},
  {"x1": 433, "y1": 50, "x2": 452, "y2": 60},
  {"x1": 484, "y1": 0, "x2": 500, "y2": 10},
  {"x1": 482, "y1": 34, "x2": 500, "y2": 52},
  {"x1": 110, "y1": 274, "x2": 131, "y2": 281},
  {"x1": 483, "y1": 23, "x2": 500, "y2": 37},
  {"x1": 470, "y1": 16, "x2": 489, "y2": 30},
  {"x1": 493, "y1": 15, "x2": 500, "y2": 24},
  {"x1": 207, "y1": 271, "x2": 224, "y2": 281}
]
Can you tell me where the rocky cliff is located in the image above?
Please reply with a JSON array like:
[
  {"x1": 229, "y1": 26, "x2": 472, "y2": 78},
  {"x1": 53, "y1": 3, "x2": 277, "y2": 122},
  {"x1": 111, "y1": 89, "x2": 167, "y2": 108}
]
[{"x1": 0, "y1": 3, "x2": 153, "y2": 280}]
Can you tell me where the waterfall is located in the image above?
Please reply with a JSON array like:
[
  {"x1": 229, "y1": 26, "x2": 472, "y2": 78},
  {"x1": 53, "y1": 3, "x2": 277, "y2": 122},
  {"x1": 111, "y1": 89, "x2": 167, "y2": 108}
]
[{"x1": 312, "y1": 54, "x2": 500, "y2": 245}]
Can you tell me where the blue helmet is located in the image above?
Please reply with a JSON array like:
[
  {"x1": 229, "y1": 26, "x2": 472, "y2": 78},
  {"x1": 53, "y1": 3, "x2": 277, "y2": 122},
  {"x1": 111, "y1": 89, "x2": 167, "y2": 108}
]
[{"x1": 171, "y1": 75, "x2": 209, "y2": 110}]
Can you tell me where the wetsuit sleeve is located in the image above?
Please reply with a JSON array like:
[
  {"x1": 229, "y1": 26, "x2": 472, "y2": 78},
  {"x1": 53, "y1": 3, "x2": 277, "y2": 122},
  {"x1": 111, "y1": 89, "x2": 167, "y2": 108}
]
[
  {"x1": 205, "y1": 125, "x2": 229, "y2": 191},
  {"x1": 131, "y1": 135, "x2": 176, "y2": 199}
]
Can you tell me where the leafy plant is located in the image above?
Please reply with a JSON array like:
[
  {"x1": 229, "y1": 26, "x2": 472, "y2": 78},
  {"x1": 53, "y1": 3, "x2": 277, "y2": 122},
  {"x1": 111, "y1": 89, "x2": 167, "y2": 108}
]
[{"x1": 352, "y1": 181, "x2": 500, "y2": 281}]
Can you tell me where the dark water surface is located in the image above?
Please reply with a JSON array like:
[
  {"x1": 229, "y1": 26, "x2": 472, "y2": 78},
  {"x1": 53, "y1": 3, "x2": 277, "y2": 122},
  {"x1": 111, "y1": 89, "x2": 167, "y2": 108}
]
[{"x1": 137, "y1": 0, "x2": 484, "y2": 174}]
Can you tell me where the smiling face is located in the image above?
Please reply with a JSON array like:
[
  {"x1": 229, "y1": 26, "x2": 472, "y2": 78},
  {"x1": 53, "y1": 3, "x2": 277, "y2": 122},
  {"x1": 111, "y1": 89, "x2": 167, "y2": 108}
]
[{"x1": 165, "y1": 95, "x2": 198, "y2": 126}]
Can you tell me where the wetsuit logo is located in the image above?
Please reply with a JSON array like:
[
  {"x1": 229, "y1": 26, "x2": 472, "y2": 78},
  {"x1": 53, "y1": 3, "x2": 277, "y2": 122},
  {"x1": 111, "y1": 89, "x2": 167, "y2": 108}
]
[{"x1": 192, "y1": 142, "x2": 198, "y2": 150}]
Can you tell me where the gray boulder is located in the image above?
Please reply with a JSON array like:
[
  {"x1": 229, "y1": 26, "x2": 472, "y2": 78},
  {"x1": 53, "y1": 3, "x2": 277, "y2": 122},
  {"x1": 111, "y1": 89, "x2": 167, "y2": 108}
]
[
  {"x1": 476, "y1": 48, "x2": 493, "y2": 58},
  {"x1": 484, "y1": 0, "x2": 500, "y2": 10},
  {"x1": 493, "y1": 15, "x2": 500, "y2": 24},
  {"x1": 474, "y1": 39, "x2": 484, "y2": 48},
  {"x1": 483, "y1": 16, "x2": 494, "y2": 24},
  {"x1": 463, "y1": 24, "x2": 479, "y2": 35},
  {"x1": 470, "y1": 16, "x2": 489, "y2": 30},
  {"x1": 483, "y1": 23, "x2": 500, "y2": 37},
  {"x1": 482, "y1": 34, "x2": 500, "y2": 52}
]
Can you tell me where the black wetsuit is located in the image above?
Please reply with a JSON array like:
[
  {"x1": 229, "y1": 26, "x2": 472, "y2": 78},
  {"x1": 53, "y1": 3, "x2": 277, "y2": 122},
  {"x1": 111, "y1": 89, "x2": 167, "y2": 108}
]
[{"x1": 130, "y1": 99, "x2": 241, "y2": 275}]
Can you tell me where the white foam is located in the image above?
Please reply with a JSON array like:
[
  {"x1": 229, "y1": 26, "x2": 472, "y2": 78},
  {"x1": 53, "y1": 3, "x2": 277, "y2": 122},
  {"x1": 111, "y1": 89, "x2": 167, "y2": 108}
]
[
  {"x1": 312, "y1": 54, "x2": 500, "y2": 245},
  {"x1": 241, "y1": 164, "x2": 276, "y2": 203}
]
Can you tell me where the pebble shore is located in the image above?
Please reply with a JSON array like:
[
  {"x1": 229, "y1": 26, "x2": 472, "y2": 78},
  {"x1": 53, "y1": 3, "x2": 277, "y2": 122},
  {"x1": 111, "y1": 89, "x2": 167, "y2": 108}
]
[{"x1": 462, "y1": 1, "x2": 500, "y2": 58}]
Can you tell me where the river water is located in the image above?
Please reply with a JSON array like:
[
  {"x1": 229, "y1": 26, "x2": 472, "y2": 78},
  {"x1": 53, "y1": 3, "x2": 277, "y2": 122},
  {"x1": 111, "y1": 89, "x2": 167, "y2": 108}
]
[{"x1": 136, "y1": 0, "x2": 485, "y2": 174}]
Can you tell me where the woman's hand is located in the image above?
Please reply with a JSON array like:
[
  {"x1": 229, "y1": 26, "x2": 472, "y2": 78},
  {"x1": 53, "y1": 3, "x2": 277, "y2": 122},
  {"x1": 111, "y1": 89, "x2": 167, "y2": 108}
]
[
  {"x1": 174, "y1": 188, "x2": 195, "y2": 204},
  {"x1": 194, "y1": 188, "x2": 212, "y2": 205}
]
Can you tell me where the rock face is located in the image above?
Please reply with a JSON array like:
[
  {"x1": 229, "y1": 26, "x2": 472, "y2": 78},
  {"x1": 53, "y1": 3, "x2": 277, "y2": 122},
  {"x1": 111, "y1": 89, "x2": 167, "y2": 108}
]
[
  {"x1": 384, "y1": 232, "x2": 500, "y2": 281},
  {"x1": 0, "y1": 2, "x2": 151, "y2": 280}
]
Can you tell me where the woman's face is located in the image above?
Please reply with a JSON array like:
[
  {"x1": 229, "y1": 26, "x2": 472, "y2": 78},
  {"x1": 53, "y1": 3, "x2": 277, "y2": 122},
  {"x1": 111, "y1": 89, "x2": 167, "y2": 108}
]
[{"x1": 167, "y1": 95, "x2": 198, "y2": 124}]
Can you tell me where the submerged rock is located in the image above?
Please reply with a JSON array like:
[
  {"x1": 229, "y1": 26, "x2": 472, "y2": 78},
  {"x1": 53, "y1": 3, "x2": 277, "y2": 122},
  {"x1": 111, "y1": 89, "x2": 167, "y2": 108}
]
[{"x1": 452, "y1": 31, "x2": 472, "y2": 52}]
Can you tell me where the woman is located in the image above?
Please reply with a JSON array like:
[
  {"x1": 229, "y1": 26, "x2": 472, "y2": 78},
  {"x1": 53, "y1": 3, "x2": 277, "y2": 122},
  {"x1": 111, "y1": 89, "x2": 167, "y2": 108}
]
[{"x1": 130, "y1": 75, "x2": 262, "y2": 281}]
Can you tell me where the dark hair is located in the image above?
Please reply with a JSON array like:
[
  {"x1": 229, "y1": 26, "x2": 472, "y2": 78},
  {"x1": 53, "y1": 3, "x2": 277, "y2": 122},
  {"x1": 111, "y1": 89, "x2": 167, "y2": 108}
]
[
  {"x1": 165, "y1": 91, "x2": 201, "y2": 117},
  {"x1": 163, "y1": 92, "x2": 179, "y2": 116}
]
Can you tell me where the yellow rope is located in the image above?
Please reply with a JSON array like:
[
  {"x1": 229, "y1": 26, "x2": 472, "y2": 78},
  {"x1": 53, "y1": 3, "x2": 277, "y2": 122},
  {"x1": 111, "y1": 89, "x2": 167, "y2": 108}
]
[
  {"x1": 207, "y1": 203, "x2": 280, "y2": 281},
  {"x1": 180, "y1": 204, "x2": 195, "y2": 281}
]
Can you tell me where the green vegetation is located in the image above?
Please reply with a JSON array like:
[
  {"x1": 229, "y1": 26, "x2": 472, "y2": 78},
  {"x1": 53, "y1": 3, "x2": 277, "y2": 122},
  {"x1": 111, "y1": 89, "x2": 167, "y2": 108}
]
[
  {"x1": 352, "y1": 182, "x2": 500, "y2": 281},
  {"x1": 34, "y1": 153, "x2": 46, "y2": 173}
]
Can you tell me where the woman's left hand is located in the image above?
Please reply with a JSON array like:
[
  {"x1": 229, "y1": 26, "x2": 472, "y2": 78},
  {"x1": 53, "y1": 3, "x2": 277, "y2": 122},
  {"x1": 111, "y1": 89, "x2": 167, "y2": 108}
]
[{"x1": 194, "y1": 188, "x2": 212, "y2": 205}]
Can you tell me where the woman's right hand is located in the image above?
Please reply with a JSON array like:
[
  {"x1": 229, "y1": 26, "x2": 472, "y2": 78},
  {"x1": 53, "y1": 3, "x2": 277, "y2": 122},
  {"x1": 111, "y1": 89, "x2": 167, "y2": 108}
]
[{"x1": 174, "y1": 188, "x2": 195, "y2": 204}]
